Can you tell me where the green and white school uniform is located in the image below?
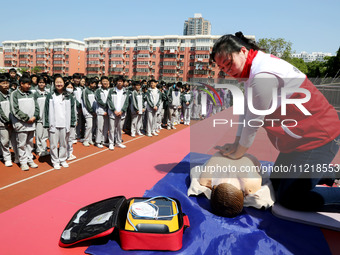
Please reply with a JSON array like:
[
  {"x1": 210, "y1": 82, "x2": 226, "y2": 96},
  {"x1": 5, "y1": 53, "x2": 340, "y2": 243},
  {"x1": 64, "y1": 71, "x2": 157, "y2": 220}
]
[
  {"x1": 10, "y1": 88, "x2": 39, "y2": 165},
  {"x1": 107, "y1": 87, "x2": 129, "y2": 145},
  {"x1": 82, "y1": 87, "x2": 96, "y2": 143},
  {"x1": 34, "y1": 89, "x2": 49, "y2": 154},
  {"x1": 95, "y1": 87, "x2": 109, "y2": 145},
  {"x1": 0, "y1": 91, "x2": 16, "y2": 163},
  {"x1": 130, "y1": 89, "x2": 145, "y2": 136},
  {"x1": 145, "y1": 88, "x2": 161, "y2": 135},
  {"x1": 44, "y1": 90, "x2": 76, "y2": 166},
  {"x1": 181, "y1": 91, "x2": 193, "y2": 125}
]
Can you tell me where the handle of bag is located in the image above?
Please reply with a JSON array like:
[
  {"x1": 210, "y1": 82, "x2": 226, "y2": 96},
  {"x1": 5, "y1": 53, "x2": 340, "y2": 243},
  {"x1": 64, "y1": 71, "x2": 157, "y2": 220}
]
[{"x1": 183, "y1": 214, "x2": 190, "y2": 229}]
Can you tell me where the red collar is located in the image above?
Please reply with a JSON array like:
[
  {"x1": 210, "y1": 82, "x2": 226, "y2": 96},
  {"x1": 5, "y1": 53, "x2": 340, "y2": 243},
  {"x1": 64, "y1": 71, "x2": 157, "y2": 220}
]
[{"x1": 239, "y1": 49, "x2": 258, "y2": 79}]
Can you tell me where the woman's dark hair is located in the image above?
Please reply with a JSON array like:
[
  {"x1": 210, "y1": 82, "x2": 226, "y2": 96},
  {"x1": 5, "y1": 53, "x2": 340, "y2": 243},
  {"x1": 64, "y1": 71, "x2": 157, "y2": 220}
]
[
  {"x1": 211, "y1": 183, "x2": 244, "y2": 218},
  {"x1": 54, "y1": 75, "x2": 64, "y2": 83},
  {"x1": 65, "y1": 81, "x2": 73, "y2": 88},
  {"x1": 210, "y1": 31, "x2": 261, "y2": 62}
]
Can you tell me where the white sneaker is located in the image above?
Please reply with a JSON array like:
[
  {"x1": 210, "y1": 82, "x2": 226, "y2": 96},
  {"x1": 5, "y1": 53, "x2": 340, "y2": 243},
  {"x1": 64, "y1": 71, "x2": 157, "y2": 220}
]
[
  {"x1": 21, "y1": 164, "x2": 29, "y2": 171},
  {"x1": 131, "y1": 134, "x2": 136, "y2": 137},
  {"x1": 28, "y1": 162, "x2": 38, "y2": 168},
  {"x1": 117, "y1": 143, "x2": 126, "y2": 148},
  {"x1": 137, "y1": 132, "x2": 143, "y2": 136},
  {"x1": 54, "y1": 164, "x2": 61, "y2": 170},
  {"x1": 89, "y1": 141, "x2": 94, "y2": 145},
  {"x1": 61, "y1": 162, "x2": 69, "y2": 168},
  {"x1": 167, "y1": 126, "x2": 171, "y2": 130},
  {"x1": 5, "y1": 161, "x2": 13, "y2": 167},
  {"x1": 147, "y1": 133, "x2": 153, "y2": 137},
  {"x1": 156, "y1": 130, "x2": 160, "y2": 133},
  {"x1": 172, "y1": 126, "x2": 176, "y2": 130},
  {"x1": 68, "y1": 154, "x2": 77, "y2": 161},
  {"x1": 109, "y1": 144, "x2": 115, "y2": 150},
  {"x1": 73, "y1": 140, "x2": 77, "y2": 144},
  {"x1": 96, "y1": 143, "x2": 104, "y2": 148},
  {"x1": 83, "y1": 141, "x2": 90, "y2": 147},
  {"x1": 152, "y1": 131, "x2": 159, "y2": 136}
]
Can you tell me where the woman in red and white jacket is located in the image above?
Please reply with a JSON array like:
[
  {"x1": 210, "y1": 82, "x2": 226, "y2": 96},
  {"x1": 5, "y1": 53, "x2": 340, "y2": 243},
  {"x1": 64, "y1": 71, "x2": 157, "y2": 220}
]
[{"x1": 211, "y1": 32, "x2": 340, "y2": 212}]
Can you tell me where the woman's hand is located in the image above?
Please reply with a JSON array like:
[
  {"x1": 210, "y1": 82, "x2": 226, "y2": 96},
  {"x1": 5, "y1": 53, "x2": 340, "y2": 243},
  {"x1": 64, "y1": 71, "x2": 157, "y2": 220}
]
[
  {"x1": 215, "y1": 136, "x2": 248, "y2": 159},
  {"x1": 215, "y1": 143, "x2": 238, "y2": 156}
]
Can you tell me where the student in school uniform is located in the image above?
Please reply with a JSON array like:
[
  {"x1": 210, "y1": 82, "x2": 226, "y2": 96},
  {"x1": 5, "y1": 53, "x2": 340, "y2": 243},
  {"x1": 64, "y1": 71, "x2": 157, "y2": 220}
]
[
  {"x1": 64, "y1": 82, "x2": 77, "y2": 161},
  {"x1": 167, "y1": 82, "x2": 182, "y2": 129},
  {"x1": 141, "y1": 84, "x2": 148, "y2": 133},
  {"x1": 145, "y1": 79, "x2": 162, "y2": 137},
  {"x1": 34, "y1": 76, "x2": 49, "y2": 157},
  {"x1": 155, "y1": 83, "x2": 165, "y2": 133},
  {"x1": 181, "y1": 84, "x2": 193, "y2": 125},
  {"x1": 9, "y1": 81, "x2": 18, "y2": 94},
  {"x1": 10, "y1": 75, "x2": 40, "y2": 171},
  {"x1": 130, "y1": 81, "x2": 145, "y2": 137},
  {"x1": 161, "y1": 82, "x2": 169, "y2": 128},
  {"x1": 82, "y1": 78, "x2": 97, "y2": 147},
  {"x1": 95, "y1": 76, "x2": 110, "y2": 148},
  {"x1": 107, "y1": 76, "x2": 129, "y2": 150},
  {"x1": 191, "y1": 85, "x2": 200, "y2": 120},
  {"x1": 8, "y1": 68, "x2": 19, "y2": 83},
  {"x1": 72, "y1": 73, "x2": 85, "y2": 141},
  {"x1": 44, "y1": 76, "x2": 76, "y2": 170},
  {"x1": 0, "y1": 75, "x2": 14, "y2": 167},
  {"x1": 30, "y1": 74, "x2": 38, "y2": 93}
]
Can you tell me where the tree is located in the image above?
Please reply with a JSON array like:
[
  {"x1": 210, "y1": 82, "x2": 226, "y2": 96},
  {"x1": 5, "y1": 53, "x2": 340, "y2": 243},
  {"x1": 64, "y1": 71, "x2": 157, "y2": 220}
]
[
  {"x1": 257, "y1": 38, "x2": 293, "y2": 60},
  {"x1": 306, "y1": 61, "x2": 326, "y2": 78},
  {"x1": 31, "y1": 66, "x2": 43, "y2": 74},
  {"x1": 286, "y1": 57, "x2": 308, "y2": 74},
  {"x1": 17, "y1": 67, "x2": 29, "y2": 75},
  {"x1": 324, "y1": 46, "x2": 340, "y2": 78}
]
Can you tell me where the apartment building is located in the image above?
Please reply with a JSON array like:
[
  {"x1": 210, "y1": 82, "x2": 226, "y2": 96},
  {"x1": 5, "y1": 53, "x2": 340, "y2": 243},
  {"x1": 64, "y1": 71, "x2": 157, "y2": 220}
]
[
  {"x1": 84, "y1": 34, "x2": 255, "y2": 82},
  {"x1": 292, "y1": 51, "x2": 333, "y2": 62},
  {"x1": 0, "y1": 46, "x2": 3, "y2": 67},
  {"x1": 2, "y1": 39, "x2": 85, "y2": 75},
  {"x1": 183, "y1": 13, "x2": 211, "y2": 36}
]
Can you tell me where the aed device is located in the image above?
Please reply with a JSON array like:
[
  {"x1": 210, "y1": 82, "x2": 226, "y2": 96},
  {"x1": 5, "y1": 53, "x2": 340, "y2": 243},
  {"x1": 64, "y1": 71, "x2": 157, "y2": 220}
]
[{"x1": 125, "y1": 197, "x2": 179, "y2": 233}]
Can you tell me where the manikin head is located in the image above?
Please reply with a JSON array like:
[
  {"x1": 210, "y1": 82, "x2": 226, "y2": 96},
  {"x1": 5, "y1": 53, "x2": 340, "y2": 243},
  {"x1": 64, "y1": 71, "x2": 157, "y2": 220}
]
[{"x1": 211, "y1": 183, "x2": 244, "y2": 218}]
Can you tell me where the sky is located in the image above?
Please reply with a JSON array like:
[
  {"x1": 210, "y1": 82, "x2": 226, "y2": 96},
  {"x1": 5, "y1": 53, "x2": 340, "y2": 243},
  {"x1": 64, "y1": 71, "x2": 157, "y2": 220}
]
[{"x1": 1, "y1": 0, "x2": 339, "y2": 54}]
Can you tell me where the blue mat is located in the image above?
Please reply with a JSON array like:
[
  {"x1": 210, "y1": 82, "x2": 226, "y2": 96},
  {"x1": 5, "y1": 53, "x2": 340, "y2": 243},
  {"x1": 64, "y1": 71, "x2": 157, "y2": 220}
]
[{"x1": 85, "y1": 153, "x2": 331, "y2": 255}]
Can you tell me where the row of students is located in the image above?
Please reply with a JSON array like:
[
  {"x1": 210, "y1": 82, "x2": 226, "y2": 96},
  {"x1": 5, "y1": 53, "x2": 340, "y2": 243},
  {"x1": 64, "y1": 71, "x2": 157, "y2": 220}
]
[{"x1": 0, "y1": 70, "x2": 231, "y2": 170}]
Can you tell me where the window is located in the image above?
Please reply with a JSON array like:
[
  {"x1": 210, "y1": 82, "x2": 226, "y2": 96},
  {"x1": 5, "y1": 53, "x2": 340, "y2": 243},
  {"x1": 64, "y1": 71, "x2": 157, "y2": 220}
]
[
  {"x1": 138, "y1": 39, "x2": 149, "y2": 43},
  {"x1": 163, "y1": 61, "x2": 176, "y2": 66},
  {"x1": 165, "y1": 39, "x2": 178, "y2": 43},
  {"x1": 163, "y1": 54, "x2": 176, "y2": 58},
  {"x1": 137, "y1": 54, "x2": 150, "y2": 58}
]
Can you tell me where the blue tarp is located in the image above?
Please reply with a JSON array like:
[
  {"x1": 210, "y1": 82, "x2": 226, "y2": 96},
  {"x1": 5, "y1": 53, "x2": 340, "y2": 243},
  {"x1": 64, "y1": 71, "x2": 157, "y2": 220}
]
[{"x1": 85, "y1": 153, "x2": 331, "y2": 255}]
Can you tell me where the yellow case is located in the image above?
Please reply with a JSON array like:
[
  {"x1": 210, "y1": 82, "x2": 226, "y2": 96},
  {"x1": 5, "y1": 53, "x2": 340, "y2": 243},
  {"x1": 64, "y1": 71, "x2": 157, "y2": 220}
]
[{"x1": 125, "y1": 198, "x2": 179, "y2": 232}]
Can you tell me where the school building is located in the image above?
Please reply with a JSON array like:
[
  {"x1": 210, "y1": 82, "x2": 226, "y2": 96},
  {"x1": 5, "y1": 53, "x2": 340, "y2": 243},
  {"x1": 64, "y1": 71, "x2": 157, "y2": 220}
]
[{"x1": 1, "y1": 39, "x2": 85, "y2": 75}]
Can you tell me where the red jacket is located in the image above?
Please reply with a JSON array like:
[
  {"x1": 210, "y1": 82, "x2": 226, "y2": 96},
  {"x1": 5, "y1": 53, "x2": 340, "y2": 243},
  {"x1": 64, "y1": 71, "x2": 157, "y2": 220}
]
[{"x1": 246, "y1": 51, "x2": 340, "y2": 153}]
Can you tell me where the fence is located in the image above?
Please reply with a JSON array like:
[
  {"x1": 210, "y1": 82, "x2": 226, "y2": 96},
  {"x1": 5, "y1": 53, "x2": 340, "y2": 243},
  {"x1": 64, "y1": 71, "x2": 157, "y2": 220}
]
[{"x1": 315, "y1": 83, "x2": 340, "y2": 110}]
